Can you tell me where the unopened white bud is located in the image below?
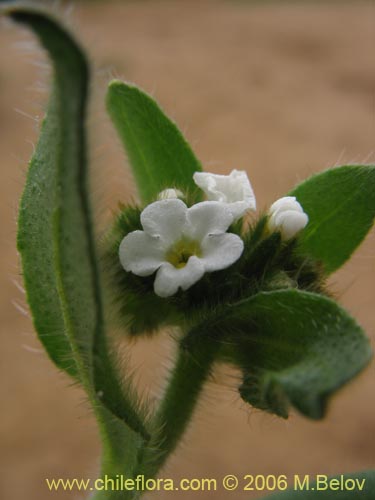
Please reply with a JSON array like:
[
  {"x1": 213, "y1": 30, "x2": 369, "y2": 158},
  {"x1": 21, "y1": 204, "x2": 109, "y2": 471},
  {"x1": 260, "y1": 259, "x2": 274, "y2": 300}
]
[
  {"x1": 268, "y1": 196, "x2": 308, "y2": 240},
  {"x1": 157, "y1": 188, "x2": 184, "y2": 200}
]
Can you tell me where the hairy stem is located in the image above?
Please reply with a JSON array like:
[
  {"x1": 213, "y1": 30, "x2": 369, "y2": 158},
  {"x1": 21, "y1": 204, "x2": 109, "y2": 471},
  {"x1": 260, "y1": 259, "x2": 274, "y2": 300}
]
[{"x1": 140, "y1": 325, "x2": 221, "y2": 479}]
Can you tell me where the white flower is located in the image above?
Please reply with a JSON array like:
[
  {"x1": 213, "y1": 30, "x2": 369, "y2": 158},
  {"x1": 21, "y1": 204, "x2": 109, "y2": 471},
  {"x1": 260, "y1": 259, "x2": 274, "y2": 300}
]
[
  {"x1": 157, "y1": 188, "x2": 184, "y2": 200},
  {"x1": 119, "y1": 199, "x2": 244, "y2": 298},
  {"x1": 268, "y1": 196, "x2": 308, "y2": 240},
  {"x1": 193, "y1": 169, "x2": 256, "y2": 220}
]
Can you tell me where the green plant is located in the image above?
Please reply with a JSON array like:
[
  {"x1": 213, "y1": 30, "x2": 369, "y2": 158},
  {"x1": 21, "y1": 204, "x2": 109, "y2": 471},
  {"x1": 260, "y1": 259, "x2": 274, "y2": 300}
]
[{"x1": 3, "y1": 3, "x2": 375, "y2": 499}]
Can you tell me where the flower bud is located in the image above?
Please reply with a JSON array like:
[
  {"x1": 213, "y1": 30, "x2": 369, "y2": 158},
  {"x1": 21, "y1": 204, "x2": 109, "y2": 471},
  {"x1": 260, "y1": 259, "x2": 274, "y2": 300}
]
[
  {"x1": 268, "y1": 196, "x2": 308, "y2": 240},
  {"x1": 157, "y1": 188, "x2": 184, "y2": 200}
]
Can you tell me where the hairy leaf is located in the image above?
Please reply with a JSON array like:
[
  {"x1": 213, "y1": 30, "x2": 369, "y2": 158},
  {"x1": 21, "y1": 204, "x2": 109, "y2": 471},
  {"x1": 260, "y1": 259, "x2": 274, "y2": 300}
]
[
  {"x1": 264, "y1": 470, "x2": 375, "y2": 499},
  {"x1": 289, "y1": 165, "x2": 375, "y2": 274},
  {"x1": 226, "y1": 290, "x2": 372, "y2": 419},
  {"x1": 106, "y1": 80, "x2": 202, "y2": 204},
  {"x1": 7, "y1": 4, "x2": 148, "y2": 483}
]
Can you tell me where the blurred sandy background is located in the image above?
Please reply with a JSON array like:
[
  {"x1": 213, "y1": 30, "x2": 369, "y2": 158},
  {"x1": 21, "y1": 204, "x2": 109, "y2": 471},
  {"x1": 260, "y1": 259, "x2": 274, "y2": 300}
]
[{"x1": 0, "y1": 1, "x2": 374, "y2": 499}]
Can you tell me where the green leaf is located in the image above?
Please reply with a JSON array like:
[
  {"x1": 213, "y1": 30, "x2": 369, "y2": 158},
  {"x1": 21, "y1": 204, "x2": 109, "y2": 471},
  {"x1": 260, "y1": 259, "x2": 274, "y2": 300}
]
[
  {"x1": 106, "y1": 80, "x2": 202, "y2": 204},
  {"x1": 7, "y1": 4, "x2": 148, "y2": 486},
  {"x1": 264, "y1": 470, "x2": 375, "y2": 500},
  {"x1": 226, "y1": 290, "x2": 372, "y2": 419},
  {"x1": 289, "y1": 165, "x2": 375, "y2": 274},
  {"x1": 13, "y1": 5, "x2": 89, "y2": 380}
]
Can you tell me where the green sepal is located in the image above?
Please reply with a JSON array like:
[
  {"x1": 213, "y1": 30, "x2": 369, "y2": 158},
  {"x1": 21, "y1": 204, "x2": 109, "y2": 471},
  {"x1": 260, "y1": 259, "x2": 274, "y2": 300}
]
[
  {"x1": 106, "y1": 80, "x2": 202, "y2": 205},
  {"x1": 264, "y1": 470, "x2": 375, "y2": 500},
  {"x1": 289, "y1": 165, "x2": 375, "y2": 274},
  {"x1": 101, "y1": 204, "x2": 181, "y2": 335},
  {"x1": 223, "y1": 289, "x2": 372, "y2": 419},
  {"x1": 103, "y1": 211, "x2": 326, "y2": 336}
]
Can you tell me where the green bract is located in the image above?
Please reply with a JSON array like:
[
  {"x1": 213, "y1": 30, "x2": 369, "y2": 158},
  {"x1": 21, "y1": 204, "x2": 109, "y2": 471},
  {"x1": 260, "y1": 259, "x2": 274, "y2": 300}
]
[
  {"x1": 290, "y1": 165, "x2": 375, "y2": 274},
  {"x1": 107, "y1": 81, "x2": 203, "y2": 205},
  {"x1": 232, "y1": 290, "x2": 371, "y2": 419},
  {"x1": 4, "y1": 4, "x2": 374, "y2": 500}
]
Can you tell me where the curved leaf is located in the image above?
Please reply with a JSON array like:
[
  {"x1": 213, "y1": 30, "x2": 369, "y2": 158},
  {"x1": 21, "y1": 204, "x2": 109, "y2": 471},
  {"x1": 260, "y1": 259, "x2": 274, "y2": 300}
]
[
  {"x1": 7, "y1": 3, "x2": 148, "y2": 483},
  {"x1": 225, "y1": 290, "x2": 372, "y2": 419},
  {"x1": 289, "y1": 165, "x2": 375, "y2": 274},
  {"x1": 106, "y1": 80, "x2": 202, "y2": 204}
]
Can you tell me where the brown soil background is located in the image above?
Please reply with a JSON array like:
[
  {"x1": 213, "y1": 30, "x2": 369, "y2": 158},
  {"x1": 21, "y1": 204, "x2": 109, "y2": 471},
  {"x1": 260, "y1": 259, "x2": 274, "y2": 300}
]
[{"x1": 0, "y1": 1, "x2": 374, "y2": 499}]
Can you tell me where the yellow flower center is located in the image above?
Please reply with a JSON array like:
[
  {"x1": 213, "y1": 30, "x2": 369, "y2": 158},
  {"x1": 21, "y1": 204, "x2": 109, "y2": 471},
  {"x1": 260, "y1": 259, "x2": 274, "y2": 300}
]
[{"x1": 166, "y1": 238, "x2": 202, "y2": 269}]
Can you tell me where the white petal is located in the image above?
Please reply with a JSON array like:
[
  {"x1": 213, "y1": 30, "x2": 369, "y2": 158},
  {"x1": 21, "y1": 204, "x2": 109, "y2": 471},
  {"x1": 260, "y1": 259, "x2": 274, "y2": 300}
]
[
  {"x1": 228, "y1": 169, "x2": 256, "y2": 209},
  {"x1": 157, "y1": 188, "x2": 184, "y2": 200},
  {"x1": 226, "y1": 200, "x2": 254, "y2": 221},
  {"x1": 153, "y1": 257, "x2": 205, "y2": 297},
  {"x1": 271, "y1": 210, "x2": 309, "y2": 240},
  {"x1": 269, "y1": 196, "x2": 303, "y2": 215},
  {"x1": 193, "y1": 171, "x2": 223, "y2": 200},
  {"x1": 119, "y1": 231, "x2": 165, "y2": 277},
  {"x1": 199, "y1": 233, "x2": 244, "y2": 272},
  {"x1": 193, "y1": 169, "x2": 256, "y2": 219},
  {"x1": 141, "y1": 199, "x2": 187, "y2": 246},
  {"x1": 184, "y1": 201, "x2": 234, "y2": 240}
]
